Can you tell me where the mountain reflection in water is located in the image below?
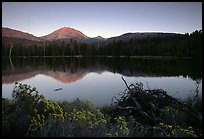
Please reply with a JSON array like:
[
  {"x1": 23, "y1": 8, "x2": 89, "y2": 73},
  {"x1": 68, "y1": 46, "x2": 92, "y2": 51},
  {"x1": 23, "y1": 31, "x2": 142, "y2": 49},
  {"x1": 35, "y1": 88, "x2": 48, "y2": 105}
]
[{"x1": 2, "y1": 57, "x2": 202, "y2": 106}]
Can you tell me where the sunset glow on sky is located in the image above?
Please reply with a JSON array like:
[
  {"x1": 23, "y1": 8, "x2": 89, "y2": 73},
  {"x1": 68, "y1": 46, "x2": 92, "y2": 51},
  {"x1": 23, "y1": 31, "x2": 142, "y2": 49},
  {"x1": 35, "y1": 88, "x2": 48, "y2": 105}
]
[{"x1": 2, "y1": 2, "x2": 202, "y2": 38}]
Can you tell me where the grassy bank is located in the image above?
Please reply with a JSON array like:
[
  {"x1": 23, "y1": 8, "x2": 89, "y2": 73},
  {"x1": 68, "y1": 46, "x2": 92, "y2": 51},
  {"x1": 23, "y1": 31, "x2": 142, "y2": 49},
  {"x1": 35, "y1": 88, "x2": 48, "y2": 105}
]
[{"x1": 2, "y1": 81, "x2": 202, "y2": 137}]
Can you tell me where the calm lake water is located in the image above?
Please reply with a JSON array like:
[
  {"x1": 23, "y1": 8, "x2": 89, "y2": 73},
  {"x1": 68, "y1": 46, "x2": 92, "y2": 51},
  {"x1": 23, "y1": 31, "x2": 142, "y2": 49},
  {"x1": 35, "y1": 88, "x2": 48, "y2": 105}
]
[{"x1": 2, "y1": 57, "x2": 202, "y2": 107}]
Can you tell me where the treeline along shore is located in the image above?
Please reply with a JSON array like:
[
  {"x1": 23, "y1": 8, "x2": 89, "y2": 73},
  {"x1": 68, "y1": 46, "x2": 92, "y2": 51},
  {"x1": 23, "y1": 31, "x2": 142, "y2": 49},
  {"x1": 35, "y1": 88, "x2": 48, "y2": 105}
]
[{"x1": 2, "y1": 30, "x2": 202, "y2": 60}]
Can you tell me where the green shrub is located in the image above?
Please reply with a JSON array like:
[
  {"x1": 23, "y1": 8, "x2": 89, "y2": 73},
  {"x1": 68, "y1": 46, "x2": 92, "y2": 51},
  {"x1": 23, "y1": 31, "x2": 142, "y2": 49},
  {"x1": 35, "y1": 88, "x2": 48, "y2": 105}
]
[
  {"x1": 152, "y1": 123, "x2": 197, "y2": 137},
  {"x1": 12, "y1": 82, "x2": 64, "y2": 136}
]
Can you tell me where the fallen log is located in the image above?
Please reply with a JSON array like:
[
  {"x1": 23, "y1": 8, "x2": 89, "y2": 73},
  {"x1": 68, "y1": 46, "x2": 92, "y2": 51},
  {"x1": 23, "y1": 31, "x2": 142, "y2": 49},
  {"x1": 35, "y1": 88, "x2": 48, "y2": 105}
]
[{"x1": 110, "y1": 76, "x2": 202, "y2": 135}]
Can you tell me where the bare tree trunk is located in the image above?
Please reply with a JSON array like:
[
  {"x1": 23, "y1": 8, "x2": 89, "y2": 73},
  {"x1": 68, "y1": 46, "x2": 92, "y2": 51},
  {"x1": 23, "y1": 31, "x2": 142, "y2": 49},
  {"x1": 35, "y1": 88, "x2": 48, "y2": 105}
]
[
  {"x1": 9, "y1": 43, "x2": 14, "y2": 71},
  {"x1": 44, "y1": 42, "x2": 45, "y2": 57},
  {"x1": 43, "y1": 42, "x2": 46, "y2": 70},
  {"x1": 9, "y1": 43, "x2": 13, "y2": 57}
]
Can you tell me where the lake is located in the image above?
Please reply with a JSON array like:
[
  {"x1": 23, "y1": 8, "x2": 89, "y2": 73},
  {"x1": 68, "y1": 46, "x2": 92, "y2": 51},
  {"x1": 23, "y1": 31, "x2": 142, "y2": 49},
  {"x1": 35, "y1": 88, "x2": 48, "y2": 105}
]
[{"x1": 2, "y1": 57, "x2": 202, "y2": 107}]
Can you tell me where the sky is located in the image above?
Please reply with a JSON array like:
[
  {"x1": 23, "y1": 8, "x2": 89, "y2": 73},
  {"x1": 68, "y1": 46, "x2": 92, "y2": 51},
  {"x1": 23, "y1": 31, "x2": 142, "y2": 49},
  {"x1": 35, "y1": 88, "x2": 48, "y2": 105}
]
[{"x1": 2, "y1": 2, "x2": 202, "y2": 38}]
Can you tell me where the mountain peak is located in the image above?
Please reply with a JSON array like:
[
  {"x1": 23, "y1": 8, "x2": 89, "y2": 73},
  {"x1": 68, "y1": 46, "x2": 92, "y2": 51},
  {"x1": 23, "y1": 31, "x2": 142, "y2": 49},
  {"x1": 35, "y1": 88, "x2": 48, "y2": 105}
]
[
  {"x1": 58, "y1": 26, "x2": 75, "y2": 31},
  {"x1": 42, "y1": 26, "x2": 88, "y2": 40},
  {"x1": 94, "y1": 36, "x2": 105, "y2": 40}
]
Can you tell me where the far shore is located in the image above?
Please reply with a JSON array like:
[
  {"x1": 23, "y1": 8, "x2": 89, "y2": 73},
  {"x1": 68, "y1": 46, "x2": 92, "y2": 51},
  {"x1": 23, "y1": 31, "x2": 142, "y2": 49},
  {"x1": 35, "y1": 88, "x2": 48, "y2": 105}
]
[{"x1": 4, "y1": 55, "x2": 193, "y2": 60}]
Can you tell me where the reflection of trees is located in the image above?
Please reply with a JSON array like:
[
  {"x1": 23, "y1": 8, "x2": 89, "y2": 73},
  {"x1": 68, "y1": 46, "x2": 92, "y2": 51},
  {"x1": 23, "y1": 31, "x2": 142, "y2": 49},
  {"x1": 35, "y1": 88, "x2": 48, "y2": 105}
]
[{"x1": 2, "y1": 57, "x2": 202, "y2": 81}]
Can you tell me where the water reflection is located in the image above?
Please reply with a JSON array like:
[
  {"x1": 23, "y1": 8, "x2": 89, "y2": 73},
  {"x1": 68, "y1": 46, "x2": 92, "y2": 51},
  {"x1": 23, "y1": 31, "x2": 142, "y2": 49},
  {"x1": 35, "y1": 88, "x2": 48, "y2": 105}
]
[{"x1": 2, "y1": 57, "x2": 202, "y2": 106}]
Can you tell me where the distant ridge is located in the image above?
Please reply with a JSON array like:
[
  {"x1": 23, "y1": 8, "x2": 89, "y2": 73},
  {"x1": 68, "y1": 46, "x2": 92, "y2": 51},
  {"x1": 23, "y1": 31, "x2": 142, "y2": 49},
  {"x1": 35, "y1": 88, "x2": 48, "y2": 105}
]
[
  {"x1": 2, "y1": 26, "x2": 184, "y2": 44},
  {"x1": 2, "y1": 27, "x2": 41, "y2": 41},
  {"x1": 106, "y1": 32, "x2": 180, "y2": 42}
]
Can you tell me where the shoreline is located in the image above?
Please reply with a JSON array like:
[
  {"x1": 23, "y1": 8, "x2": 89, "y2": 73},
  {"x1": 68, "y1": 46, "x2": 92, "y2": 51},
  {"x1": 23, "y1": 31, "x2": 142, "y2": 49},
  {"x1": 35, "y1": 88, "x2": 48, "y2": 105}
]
[{"x1": 3, "y1": 55, "x2": 192, "y2": 60}]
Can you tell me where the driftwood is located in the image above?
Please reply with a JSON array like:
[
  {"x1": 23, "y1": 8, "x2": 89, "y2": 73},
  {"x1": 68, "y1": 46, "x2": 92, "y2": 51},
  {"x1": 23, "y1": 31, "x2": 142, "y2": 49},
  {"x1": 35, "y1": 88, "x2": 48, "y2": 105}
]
[
  {"x1": 110, "y1": 76, "x2": 202, "y2": 129},
  {"x1": 54, "y1": 88, "x2": 62, "y2": 91}
]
